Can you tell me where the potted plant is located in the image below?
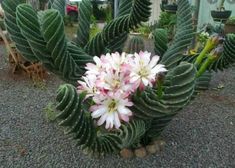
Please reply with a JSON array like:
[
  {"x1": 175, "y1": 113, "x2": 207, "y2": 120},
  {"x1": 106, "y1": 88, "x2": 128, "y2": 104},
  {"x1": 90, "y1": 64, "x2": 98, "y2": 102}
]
[
  {"x1": 224, "y1": 16, "x2": 235, "y2": 34},
  {"x1": 162, "y1": 0, "x2": 178, "y2": 14},
  {"x1": 160, "y1": 0, "x2": 168, "y2": 11},
  {"x1": 211, "y1": 0, "x2": 232, "y2": 22}
]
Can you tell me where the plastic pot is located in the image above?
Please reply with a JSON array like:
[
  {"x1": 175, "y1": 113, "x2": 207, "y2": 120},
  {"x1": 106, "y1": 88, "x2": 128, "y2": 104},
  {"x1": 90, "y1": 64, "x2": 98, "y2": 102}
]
[
  {"x1": 163, "y1": 4, "x2": 178, "y2": 14},
  {"x1": 211, "y1": 10, "x2": 232, "y2": 23}
]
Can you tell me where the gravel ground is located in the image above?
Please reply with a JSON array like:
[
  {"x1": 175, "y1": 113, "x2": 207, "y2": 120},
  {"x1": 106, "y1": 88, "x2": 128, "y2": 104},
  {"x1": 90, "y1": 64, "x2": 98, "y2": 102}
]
[{"x1": 0, "y1": 44, "x2": 235, "y2": 168}]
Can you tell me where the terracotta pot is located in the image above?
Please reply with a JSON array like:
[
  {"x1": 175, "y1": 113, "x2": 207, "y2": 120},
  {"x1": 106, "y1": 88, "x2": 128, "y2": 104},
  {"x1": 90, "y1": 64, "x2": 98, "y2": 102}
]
[
  {"x1": 224, "y1": 23, "x2": 235, "y2": 34},
  {"x1": 211, "y1": 10, "x2": 232, "y2": 23}
]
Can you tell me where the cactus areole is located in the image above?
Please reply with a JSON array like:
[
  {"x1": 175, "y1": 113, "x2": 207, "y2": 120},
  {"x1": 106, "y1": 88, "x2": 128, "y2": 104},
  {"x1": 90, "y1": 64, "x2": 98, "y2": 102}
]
[{"x1": 2, "y1": 0, "x2": 235, "y2": 155}]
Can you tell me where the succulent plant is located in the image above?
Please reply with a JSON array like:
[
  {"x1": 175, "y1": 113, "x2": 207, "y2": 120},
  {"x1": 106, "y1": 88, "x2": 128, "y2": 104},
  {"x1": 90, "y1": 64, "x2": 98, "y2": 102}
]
[
  {"x1": 226, "y1": 16, "x2": 235, "y2": 24},
  {"x1": 153, "y1": 28, "x2": 168, "y2": 57},
  {"x1": 126, "y1": 36, "x2": 145, "y2": 54},
  {"x1": 2, "y1": 0, "x2": 235, "y2": 156}
]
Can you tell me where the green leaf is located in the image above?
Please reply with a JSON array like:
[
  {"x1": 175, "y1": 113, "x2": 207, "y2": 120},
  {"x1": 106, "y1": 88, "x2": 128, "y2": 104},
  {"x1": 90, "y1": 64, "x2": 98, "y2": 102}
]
[
  {"x1": 76, "y1": 0, "x2": 92, "y2": 47},
  {"x1": 15, "y1": 4, "x2": 93, "y2": 82},
  {"x1": 118, "y1": 0, "x2": 132, "y2": 16},
  {"x1": 51, "y1": 0, "x2": 65, "y2": 17},
  {"x1": 2, "y1": 0, "x2": 38, "y2": 61},
  {"x1": 84, "y1": 0, "x2": 152, "y2": 56},
  {"x1": 153, "y1": 28, "x2": 168, "y2": 57},
  {"x1": 132, "y1": 62, "x2": 196, "y2": 138},
  {"x1": 104, "y1": 0, "x2": 133, "y2": 53},
  {"x1": 195, "y1": 71, "x2": 212, "y2": 92},
  {"x1": 160, "y1": 0, "x2": 194, "y2": 69},
  {"x1": 16, "y1": 4, "x2": 53, "y2": 67},
  {"x1": 118, "y1": 120, "x2": 146, "y2": 148},
  {"x1": 55, "y1": 84, "x2": 123, "y2": 154}
]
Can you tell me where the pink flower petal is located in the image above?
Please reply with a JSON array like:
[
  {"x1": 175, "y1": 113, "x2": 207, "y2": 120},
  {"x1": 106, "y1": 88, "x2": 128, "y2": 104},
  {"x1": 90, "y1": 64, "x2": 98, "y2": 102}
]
[
  {"x1": 139, "y1": 82, "x2": 145, "y2": 91},
  {"x1": 119, "y1": 114, "x2": 130, "y2": 122}
]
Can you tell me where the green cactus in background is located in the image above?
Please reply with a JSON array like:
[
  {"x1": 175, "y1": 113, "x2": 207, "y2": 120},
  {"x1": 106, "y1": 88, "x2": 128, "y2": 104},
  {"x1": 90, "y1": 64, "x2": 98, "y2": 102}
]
[
  {"x1": 2, "y1": 0, "x2": 151, "y2": 82},
  {"x1": 126, "y1": 36, "x2": 145, "y2": 54},
  {"x1": 153, "y1": 28, "x2": 168, "y2": 57},
  {"x1": 2, "y1": 0, "x2": 235, "y2": 155}
]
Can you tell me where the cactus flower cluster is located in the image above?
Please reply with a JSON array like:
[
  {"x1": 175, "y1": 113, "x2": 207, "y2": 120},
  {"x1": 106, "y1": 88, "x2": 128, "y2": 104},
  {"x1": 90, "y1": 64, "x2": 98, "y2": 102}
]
[{"x1": 77, "y1": 51, "x2": 167, "y2": 129}]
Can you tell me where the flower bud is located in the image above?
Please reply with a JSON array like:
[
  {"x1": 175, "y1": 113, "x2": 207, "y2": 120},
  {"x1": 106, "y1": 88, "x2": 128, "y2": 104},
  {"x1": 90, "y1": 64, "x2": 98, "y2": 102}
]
[
  {"x1": 195, "y1": 34, "x2": 221, "y2": 66},
  {"x1": 196, "y1": 45, "x2": 224, "y2": 77},
  {"x1": 209, "y1": 45, "x2": 224, "y2": 60},
  {"x1": 201, "y1": 35, "x2": 219, "y2": 53},
  {"x1": 210, "y1": 34, "x2": 220, "y2": 46}
]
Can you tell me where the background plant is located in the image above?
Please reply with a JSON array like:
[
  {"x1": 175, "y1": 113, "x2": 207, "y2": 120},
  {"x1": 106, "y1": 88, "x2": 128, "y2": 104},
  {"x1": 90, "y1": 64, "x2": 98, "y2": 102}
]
[
  {"x1": 157, "y1": 12, "x2": 177, "y2": 40},
  {"x1": 226, "y1": 16, "x2": 235, "y2": 24}
]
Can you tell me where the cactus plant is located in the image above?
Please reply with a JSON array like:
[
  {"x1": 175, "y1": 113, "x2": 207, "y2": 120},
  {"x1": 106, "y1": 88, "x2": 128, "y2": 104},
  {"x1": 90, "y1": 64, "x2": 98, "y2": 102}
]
[
  {"x1": 2, "y1": 0, "x2": 235, "y2": 156},
  {"x1": 126, "y1": 36, "x2": 145, "y2": 54},
  {"x1": 153, "y1": 28, "x2": 168, "y2": 57}
]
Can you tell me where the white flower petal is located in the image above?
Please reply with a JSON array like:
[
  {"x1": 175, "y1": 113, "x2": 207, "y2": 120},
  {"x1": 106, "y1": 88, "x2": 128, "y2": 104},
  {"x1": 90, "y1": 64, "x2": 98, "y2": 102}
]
[
  {"x1": 149, "y1": 56, "x2": 160, "y2": 68},
  {"x1": 151, "y1": 64, "x2": 167, "y2": 74},
  {"x1": 105, "y1": 120, "x2": 110, "y2": 129},
  {"x1": 130, "y1": 75, "x2": 140, "y2": 83},
  {"x1": 93, "y1": 56, "x2": 101, "y2": 65},
  {"x1": 119, "y1": 99, "x2": 133, "y2": 107},
  {"x1": 105, "y1": 113, "x2": 114, "y2": 129},
  {"x1": 141, "y1": 52, "x2": 151, "y2": 65},
  {"x1": 114, "y1": 112, "x2": 121, "y2": 129},
  {"x1": 97, "y1": 113, "x2": 108, "y2": 126},
  {"x1": 142, "y1": 77, "x2": 149, "y2": 86},
  {"x1": 117, "y1": 106, "x2": 132, "y2": 115},
  {"x1": 91, "y1": 106, "x2": 107, "y2": 118}
]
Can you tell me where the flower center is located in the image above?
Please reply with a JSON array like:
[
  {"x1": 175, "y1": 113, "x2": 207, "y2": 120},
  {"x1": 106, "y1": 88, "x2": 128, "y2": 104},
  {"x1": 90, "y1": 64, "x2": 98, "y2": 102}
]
[
  {"x1": 113, "y1": 79, "x2": 120, "y2": 88},
  {"x1": 92, "y1": 87, "x2": 97, "y2": 93},
  {"x1": 108, "y1": 100, "x2": 117, "y2": 113},
  {"x1": 138, "y1": 67, "x2": 149, "y2": 77}
]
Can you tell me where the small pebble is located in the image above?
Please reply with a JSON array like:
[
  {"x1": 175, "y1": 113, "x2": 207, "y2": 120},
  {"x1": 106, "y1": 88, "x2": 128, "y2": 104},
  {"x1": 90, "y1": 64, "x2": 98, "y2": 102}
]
[
  {"x1": 146, "y1": 144, "x2": 160, "y2": 154},
  {"x1": 120, "y1": 148, "x2": 134, "y2": 159},
  {"x1": 134, "y1": 147, "x2": 147, "y2": 158},
  {"x1": 154, "y1": 140, "x2": 166, "y2": 151}
]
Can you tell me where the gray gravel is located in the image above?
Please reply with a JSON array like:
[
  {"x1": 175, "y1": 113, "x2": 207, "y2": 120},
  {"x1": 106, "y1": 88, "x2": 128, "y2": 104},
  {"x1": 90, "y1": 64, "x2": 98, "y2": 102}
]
[{"x1": 0, "y1": 44, "x2": 235, "y2": 168}]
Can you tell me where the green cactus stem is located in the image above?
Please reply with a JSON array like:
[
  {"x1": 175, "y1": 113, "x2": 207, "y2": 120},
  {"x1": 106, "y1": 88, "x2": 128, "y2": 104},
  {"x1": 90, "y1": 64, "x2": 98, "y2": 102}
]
[
  {"x1": 195, "y1": 36, "x2": 220, "y2": 66},
  {"x1": 196, "y1": 46, "x2": 223, "y2": 77}
]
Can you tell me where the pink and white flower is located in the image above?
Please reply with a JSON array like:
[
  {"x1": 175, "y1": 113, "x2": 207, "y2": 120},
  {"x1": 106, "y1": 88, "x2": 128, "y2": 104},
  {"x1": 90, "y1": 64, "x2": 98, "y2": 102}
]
[
  {"x1": 130, "y1": 51, "x2": 167, "y2": 90},
  {"x1": 77, "y1": 51, "x2": 167, "y2": 129},
  {"x1": 77, "y1": 75, "x2": 98, "y2": 98},
  {"x1": 85, "y1": 56, "x2": 104, "y2": 76},
  {"x1": 90, "y1": 92, "x2": 133, "y2": 129}
]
